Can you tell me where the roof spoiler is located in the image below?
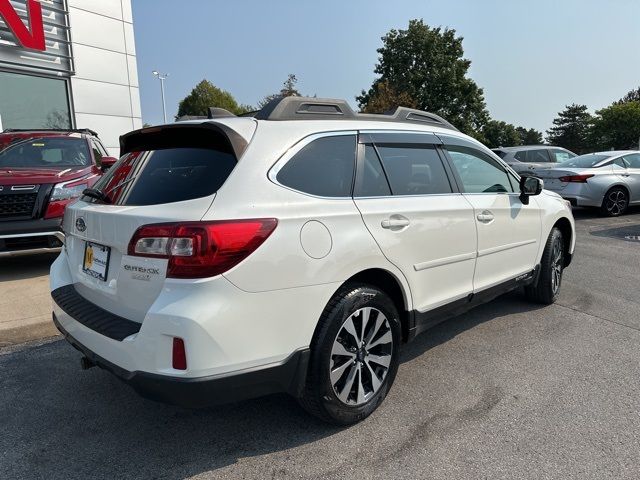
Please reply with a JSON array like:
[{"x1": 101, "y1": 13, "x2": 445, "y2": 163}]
[{"x1": 119, "y1": 122, "x2": 249, "y2": 159}]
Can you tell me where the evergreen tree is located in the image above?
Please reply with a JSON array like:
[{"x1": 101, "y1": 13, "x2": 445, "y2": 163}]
[{"x1": 546, "y1": 104, "x2": 593, "y2": 153}]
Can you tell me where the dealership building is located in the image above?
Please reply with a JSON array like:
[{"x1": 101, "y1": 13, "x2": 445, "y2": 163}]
[{"x1": 0, "y1": 0, "x2": 141, "y2": 155}]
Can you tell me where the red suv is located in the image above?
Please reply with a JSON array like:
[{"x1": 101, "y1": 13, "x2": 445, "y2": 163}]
[{"x1": 0, "y1": 129, "x2": 116, "y2": 257}]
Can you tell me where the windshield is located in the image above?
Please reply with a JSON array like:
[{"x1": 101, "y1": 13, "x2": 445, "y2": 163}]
[
  {"x1": 0, "y1": 137, "x2": 91, "y2": 168},
  {"x1": 558, "y1": 153, "x2": 612, "y2": 169}
]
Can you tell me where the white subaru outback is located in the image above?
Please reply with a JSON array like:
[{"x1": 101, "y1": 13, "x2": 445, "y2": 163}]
[{"x1": 50, "y1": 97, "x2": 575, "y2": 425}]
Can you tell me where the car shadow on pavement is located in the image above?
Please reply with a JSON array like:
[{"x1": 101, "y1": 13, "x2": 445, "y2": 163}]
[
  {"x1": 570, "y1": 205, "x2": 640, "y2": 220},
  {"x1": 0, "y1": 253, "x2": 57, "y2": 282},
  {"x1": 0, "y1": 290, "x2": 547, "y2": 480}
]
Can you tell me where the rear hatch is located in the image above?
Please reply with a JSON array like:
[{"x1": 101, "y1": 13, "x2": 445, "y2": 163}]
[{"x1": 62, "y1": 121, "x2": 255, "y2": 322}]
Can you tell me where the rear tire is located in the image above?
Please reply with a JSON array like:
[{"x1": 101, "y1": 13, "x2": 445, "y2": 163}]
[
  {"x1": 601, "y1": 187, "x2": 629, "y2": 217},
  {"x1": 525, "y1": 228, "x2": 564, "y2": 304},
  {"x1": 299, "y1": 284, "x2": 401, "y2": 425}
]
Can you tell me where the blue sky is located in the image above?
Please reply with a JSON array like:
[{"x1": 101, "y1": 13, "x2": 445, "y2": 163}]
[{"x1": 133, "y1": 0, "x2": 640, "y2": 133}]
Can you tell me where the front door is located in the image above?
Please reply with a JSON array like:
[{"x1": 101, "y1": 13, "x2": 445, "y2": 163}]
[
  {"x1": 441, "y1": 138, "x2": 542, "y2": 292},
  {"x1": 353, "y1": 133, "x2": 477, "y2": 312}
]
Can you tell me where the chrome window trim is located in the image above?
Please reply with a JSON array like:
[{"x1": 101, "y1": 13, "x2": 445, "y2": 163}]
[{"x1": 267, "y1": 130, "x2": 358, "y2": 200}]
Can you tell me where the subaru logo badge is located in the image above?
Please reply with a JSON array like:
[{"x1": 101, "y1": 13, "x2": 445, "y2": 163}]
[{"x1": 76, "y1": 218, "x2": 86, "y2": 232}]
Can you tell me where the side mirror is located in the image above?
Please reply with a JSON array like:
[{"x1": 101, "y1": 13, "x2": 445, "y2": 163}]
[
  {"x1": 519, "y1": 175, "x2": 543, "y2": 205},
  {"x1": 100, "y1": 156, "x2": 118, "y2": 171}
]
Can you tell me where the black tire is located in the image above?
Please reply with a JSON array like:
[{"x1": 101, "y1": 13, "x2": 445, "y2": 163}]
[
  {"x1": 299, "y1": 284, "x2": 401, "y2": 425},
  {"x1": 601, "y1": 186, "x2": 629, "y2": 217},
  {"x1": 525, "y1": 227, "x2": 564, "y2": 304}
]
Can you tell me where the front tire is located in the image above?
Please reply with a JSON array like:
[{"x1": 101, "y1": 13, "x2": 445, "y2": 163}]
[
  {"x1": 601, "y1": 187, "x2": 629, "y2": 217},
  {"x1": 299, "y1": 284, "x2": 401, "y2": 425},
  {"x1": 525, "y1": 227, "x2": 564, "y2": 304}
]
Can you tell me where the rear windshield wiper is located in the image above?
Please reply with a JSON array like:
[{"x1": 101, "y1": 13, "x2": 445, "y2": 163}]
[
  {"x1": 82, "y1": 188, "x2": 111, "y2": 204},
  {"x1": 82, "y1": 176, "x2": 138, "y2": 204}
]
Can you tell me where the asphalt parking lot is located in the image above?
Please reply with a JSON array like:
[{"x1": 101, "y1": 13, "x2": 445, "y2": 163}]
[{"x1": 1, "y1": 208, "x2": 639, "y2": 480}]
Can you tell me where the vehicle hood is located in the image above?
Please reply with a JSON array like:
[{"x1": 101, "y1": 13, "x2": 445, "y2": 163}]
[{"x1": 0, "y1": 166, "x2": 94, "y2": 185}]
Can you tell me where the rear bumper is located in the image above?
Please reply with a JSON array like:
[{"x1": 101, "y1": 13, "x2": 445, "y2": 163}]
[
  {"x1": 0, "y1": 217, "x2": 64, "y2": 257},
  {"x1": 53, "y1": 312, "x2": 310, "y2": 408}
]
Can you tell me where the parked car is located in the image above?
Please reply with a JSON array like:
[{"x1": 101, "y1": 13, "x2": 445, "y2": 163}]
[
  {"x1": 0, "y1": 129, "x2": 116, "y2": 257},
  {"x1": 50, "y1": 97, "x2": 575, "y2": 425},
  {"x1": 537, "y1": 151, "x2": 640, "y2": 216},
  {"x1": 492, "y1": 145, "x2": 576, "y2": 174}
]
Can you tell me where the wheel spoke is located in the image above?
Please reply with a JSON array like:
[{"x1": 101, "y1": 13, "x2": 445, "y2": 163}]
[
  {"x1": 337, "y1": 363, "x2": 357, "y2": 403},
  {"x1": 331, "y1": 358, "x2": 354, "y2": 385},
  {"x1": 368, "y1": 353, "x2": 391, "y2": 368},
  {"x1": 356, "y1": 364, "x2": 366, "y2": 404},
  {"x1": 364, "y1": 313, "x2": 386, "y2": 347},
  {"x1": 368, "y1": 330, "x2": 392, "y2": 349},
  {"x1": 332, "y1": 342, "x2": 355, "y2": 358},
  {"x1": 342, "y1": 317, "x2": 360, "y2": 344},
  {"x1": 364, "y1": 360, "x2": 382, "y2": 392},
  {"x1": 360, "y1": 308, "x2": 371, "y2": 344}
]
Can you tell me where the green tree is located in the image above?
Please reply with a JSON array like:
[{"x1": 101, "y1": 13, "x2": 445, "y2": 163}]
[
  {"x1": 359, "y1": 80, "x2": 418, "y2": 114},
  {"x1": 257, "y1": 74, "x2": 302, "y2": 109},
  {"x1": 614, "y1": 86, "x2": 640, "y2": 105},
  {"x1": 357, "y1": 19, "x2": 489, "y2": 137},
  {"x1": 481, "y1": 120, "x2": 521, "y2": 147},
  {"x1": 516, "y1": 126, "x2": 543, "y2": 145},
  {"x1": 591, "y1": 101, "x2": 640, "y2": 150},
  {"x1": 176, "y1": 80, "x2": 249, "y2": 118},
  {"x1": 546, "y1": 104, "x2": 593, "y2": 153}
]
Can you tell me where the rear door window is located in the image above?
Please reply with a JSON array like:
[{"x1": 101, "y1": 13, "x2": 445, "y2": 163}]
[
  {"x1": 354, "y1": 145, "x2": 392, "y2": 197},
  {"x1": 515, "y1": 149, "x2": 552, "y2": 163},
  {"x1": 375, "y1": 144, "x2": 452, "y2": 195},
  {"x1": 622, "y1": 153, "x2": 640, "y2": 168},
  {"x1": 276, "y1": 135, "x2": 356, "y2": 197}
]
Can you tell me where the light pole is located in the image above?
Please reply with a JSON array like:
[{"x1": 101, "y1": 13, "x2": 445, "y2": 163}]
[{"x1": 152, "y1": 70, "x2": 169, "y2": 123}]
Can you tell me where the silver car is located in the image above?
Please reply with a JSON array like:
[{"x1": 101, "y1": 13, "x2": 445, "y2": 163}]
[
  {"x1": 538, "y1": 151, "x2": 640, "y2": 216},
  {"x1": 492, "y1": 145, "x2": 576, "y2": 174}
]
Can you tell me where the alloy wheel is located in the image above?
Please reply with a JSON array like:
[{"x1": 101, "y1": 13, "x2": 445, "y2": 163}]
[
  {"x1": 551, "y1": 238, "x2": 563, "y2": 295},
  {"x1": 329, "y1": 307, "x2": 393, "y2": 405},
  {"x1": 605, "y1": 189, "x2": 627, "y2": 216}
]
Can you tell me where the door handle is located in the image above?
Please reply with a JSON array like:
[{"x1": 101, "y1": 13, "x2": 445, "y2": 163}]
[
  {"x1": 381, "y1": 215, "x2": 410, "y2": 230},
  {"x1": 477, "y1": 210, "x2": 494, "y2": 223}
]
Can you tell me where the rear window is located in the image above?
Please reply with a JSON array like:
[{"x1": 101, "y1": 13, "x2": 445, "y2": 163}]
[
  {"x1": 559, "y1": 153, "x2": 612, "y2": 169},
  {"x1": 86, "y1": 127, "x2": 237, "y2": 206},
  {"x1": 0, "y1": 136, "x2": 91, "y2": 168}
]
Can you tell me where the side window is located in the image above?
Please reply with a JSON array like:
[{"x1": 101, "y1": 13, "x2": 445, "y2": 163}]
[
  {"x1": 623, "y1": 153, "x2": 640, "y2": 168},
  {"x1": 447, "y1": 145, "x2": 515, "y2": 193},
  {"x1": 355, "y1": 145, "x2": 391, "y2": 197},
  {"x1": 276, "y1": 135, "x2": 356, "y2": 197},
  {"x1": 91, "y1": 139, "x2": 105, "y2": 166},
  {"x1": 375, "y1": 144, "x2": 452, "y2": 195},
  {"x1": 515, "y1": 149, "x2": 550, "y2": 163},
  {"x1": 551, "y1": 149, "x2": 574, "y2": 163},
  {"x1": 614, "y1": 157, "x2": 630, "y2": 169}
]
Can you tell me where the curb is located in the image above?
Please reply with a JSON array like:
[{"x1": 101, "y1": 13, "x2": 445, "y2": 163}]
[{"x1": 0, "y1": 318, "x2": 60, "y2": 348}]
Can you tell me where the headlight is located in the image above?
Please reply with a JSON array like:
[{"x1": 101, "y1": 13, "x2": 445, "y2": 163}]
[{"x1": 50, "y1": 180, "x2": 88, "y2": 201}]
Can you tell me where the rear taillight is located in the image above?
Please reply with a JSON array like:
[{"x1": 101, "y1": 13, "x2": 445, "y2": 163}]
[
  {"x1": 558, "y1": 174, "x2": 594, "y2": 183},
  {"x1": 128, "y1": 219, "x2": 278, "y2": 278}
]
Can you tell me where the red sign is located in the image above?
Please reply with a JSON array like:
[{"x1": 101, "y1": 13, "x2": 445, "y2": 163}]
[{"x1": 0, "y1": 0, "x2": 45, "y2": 51}]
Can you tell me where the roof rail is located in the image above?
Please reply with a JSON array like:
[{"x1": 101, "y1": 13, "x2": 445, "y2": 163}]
[
  {"x1": 253, "y1": 96, "x2": 458, "y2": 131},
  {"x1": 2, "y1": 128, "x2": 99, "y2": 137}
]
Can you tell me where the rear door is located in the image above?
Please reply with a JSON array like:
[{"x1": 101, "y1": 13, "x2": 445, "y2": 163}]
[
  {"x1": 353, "y1": 132, "x2": 477, "y2": 312},
  {"x1": 62, "y1": 123, "x2": 250, "y2": 322},
  {"x1": 620, "y1": 153, "x2": 640, "y2": 202},
  {"x1": 515, "y1": 149, "x2": 553, "y2": 172},
  {"x1": 440, "y1": 136, "x2": 541, "y2": 292}
]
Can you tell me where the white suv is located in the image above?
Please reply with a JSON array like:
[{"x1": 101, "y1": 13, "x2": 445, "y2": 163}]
[{"x1": 50, "y1": 97, "x2": 575, "y2": 425}]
